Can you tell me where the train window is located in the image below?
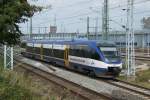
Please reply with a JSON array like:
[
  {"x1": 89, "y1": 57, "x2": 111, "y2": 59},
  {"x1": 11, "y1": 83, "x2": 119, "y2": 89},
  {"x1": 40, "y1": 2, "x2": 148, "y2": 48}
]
[
  {"x1": 43, "y1": 48, "x2": 52, "y2": 56},
  {"x1": 53, "y1": 49, "x2": 64, "y2": 59},
  {"x1": 34, "y1": 47, "x2": 40, "y2": 54},
  {"x1": 69, "y1": 45, "x2": 88, "y2": 58},
  {"x1": 69, "y1": 45, "x2": 100, "y2": 60},
  {"x1": 27, "y1": 46, "x2": 35, "y2": 53},
  {"x1": 90, "y1": 49, "x2": 100, "y2": 60}
]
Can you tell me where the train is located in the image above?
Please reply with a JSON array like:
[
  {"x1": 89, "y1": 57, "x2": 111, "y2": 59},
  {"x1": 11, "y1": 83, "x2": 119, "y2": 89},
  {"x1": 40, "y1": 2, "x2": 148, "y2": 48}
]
[{"x1": 22, "y1": 39, "x2": 122, "y2": 78}]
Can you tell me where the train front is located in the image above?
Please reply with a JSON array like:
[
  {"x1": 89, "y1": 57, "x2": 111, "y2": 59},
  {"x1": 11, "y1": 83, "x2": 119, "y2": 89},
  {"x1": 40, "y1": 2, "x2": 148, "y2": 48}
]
[{"x1": 100, "y1": 46, "x2": 122, "y2": 77}]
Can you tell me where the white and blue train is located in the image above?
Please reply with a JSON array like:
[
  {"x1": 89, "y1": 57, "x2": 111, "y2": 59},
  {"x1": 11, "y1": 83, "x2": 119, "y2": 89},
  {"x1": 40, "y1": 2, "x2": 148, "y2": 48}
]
[{"x1": 22, "y1": 40, "x2": 122, "y2": 78}]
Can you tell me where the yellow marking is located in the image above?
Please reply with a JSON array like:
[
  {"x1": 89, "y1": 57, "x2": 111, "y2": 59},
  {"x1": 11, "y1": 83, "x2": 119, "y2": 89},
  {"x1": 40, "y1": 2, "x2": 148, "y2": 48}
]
[{"x1": 64, "y1": 45, "x2": 69, "y2": 67}]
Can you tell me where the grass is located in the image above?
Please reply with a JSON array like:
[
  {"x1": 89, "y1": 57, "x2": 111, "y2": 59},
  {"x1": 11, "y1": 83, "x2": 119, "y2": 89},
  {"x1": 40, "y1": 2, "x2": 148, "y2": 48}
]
[
  {"x1": 0, "y1": 55, "x2": 41, "y2": 100},
  {"x1": 134, "y1": 69, "x2": 150, "y2": 88},
  {"x1": 118, "y1": 69, "x2": 150, "y2": 88},
  {"x1": 0, "y1": 55, "x2": 76, "y2": 100},
  {"x1": 0, "y1": 55, "x2": 3, "y2": 70}
]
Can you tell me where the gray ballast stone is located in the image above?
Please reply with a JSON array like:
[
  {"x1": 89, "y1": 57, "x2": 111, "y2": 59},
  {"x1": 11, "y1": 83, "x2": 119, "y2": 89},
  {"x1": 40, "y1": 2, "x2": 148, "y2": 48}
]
[
  {"x1": 20, "y1": 58, "x2": 54, "y2": 73},
  {"x1": 112, "y1": 90, "x2": 149, "y2": 100},
  {"x1": 19, "y1": 57, "x2": 149, "y2": 100}
]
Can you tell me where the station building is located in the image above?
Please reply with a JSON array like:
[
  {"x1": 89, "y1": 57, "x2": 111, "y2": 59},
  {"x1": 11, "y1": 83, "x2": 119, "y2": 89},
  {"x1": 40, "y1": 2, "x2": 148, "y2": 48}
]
[{"x1": 22, "y1": 30, "x2": 150, "y2": 48}]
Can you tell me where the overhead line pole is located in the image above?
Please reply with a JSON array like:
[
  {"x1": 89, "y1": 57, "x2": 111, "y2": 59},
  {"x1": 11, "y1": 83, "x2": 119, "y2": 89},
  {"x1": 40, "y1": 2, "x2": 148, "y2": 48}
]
[
  {"x1": 126, "y1": 0, "x2": 135, "y2": 76},
  {"x1": 30, "y1": 17, "x2": 32, "y2": 39},
  {"x1": 95, "y1": 17, "x2": 98, "y2": 40},
  {"x1": 102, "y1": 0, "x2": 109, "y2": 40},
  {"x1": 87, "y1": 16, "x2": 90, "y2": 40}
]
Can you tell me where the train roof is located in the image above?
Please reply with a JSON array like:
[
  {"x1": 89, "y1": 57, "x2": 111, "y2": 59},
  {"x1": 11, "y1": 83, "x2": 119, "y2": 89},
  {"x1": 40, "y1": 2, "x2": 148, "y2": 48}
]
[{"x1": 27, "y1": 39, "x2": 116, "y2": 47}]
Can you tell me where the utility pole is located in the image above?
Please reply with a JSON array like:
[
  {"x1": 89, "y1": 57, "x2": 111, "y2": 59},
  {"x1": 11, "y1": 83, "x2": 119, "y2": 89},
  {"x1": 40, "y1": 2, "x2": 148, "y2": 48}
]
[
  {"x1": 61, "y1": 23, "x2": 63, "y2": 33},
  {"x1": 38, "y1": 27, "x2": 41, "y2": 34},
  {"x1": 95, "y1": 17, "x2": 98, "y2": 40},
  {"x1": 126, "y1": 0, "x2": 135, "y2": 76},
  {"x1": 30, "y1": 17, "x2": 32, "y2": 39},
  {"x1": 54, "y1": 14, "x2": 56, "y2": 26},
  {"x1": 87, "y1": 16, "x2": 90, "y2": 39},
  {"x1": 45, "y1": 27, "x2": 47, "y2": 34},
  {"x1": 4, "y1": 45, "x2": 13, "y2": 70},
  {"x1": 102, "y1": 0, "x2": 109, "y2": 40},
  {"x1": 148, "y1": 33, "x2": 150, "y2": 56},
  {"x1": 27, "y1": 21, "x2": 29, "y2": 34}
]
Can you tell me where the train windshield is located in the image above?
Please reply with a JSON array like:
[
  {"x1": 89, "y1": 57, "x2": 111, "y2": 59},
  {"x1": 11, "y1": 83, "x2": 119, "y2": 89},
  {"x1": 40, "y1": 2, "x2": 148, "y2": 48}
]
[{"x1": 100, "y1": 47, "x2": 121, "y2": 62}]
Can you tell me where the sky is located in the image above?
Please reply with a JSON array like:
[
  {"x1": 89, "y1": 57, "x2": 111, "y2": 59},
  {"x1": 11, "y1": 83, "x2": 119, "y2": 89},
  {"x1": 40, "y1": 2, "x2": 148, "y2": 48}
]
[{"x1": 19, "y1": 0, "x2": 150, "y2": 34}]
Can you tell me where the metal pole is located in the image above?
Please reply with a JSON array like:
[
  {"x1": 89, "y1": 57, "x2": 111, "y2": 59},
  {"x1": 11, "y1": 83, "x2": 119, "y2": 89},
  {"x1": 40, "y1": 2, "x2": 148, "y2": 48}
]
[
  {"x1": 38, "y1": 27, "x2": 40, "y2": 34},
  {"x1": 143, "y1": 34, "x2": 145, "y2": 52},
  {"x1": 4, "y1": 45, "x2": 6, "y2": 69},
  {"x1": 4, "y1": 45, "x2": 13, "y2": 70},
  {"x1": 45, "y1": 27, "x2": 47, "y2": 39},
  {"x1": 148, "y1": 33, "x2": 150, "y2": 56},
  {"x1": 87, "y1": 16, "x2": 90, "y2": 40},
  {"x1": 95, "y1": 17, "x2": 98, "y2": 40},
  {"x1": 61, "y1": 24, "x2": 63, "y2": 33},
  {"x1": 11, "y1": 47, "x2": 13, "y2": 70},
  {"x1": 102, "y1": 0, "x2": 109, "y2": 40},
  {"x1": 27, "y1": 21, "x2": 29, "y2": 34},
  {"x1": 30, "y1": 17, "x2": 32, "y2": 40},
  {"x1": 54, "y1": 14, "x2": 56, "y2": 26},
  {"x1": 126, "y1": 0, "x2": 135, "y2": 76}
]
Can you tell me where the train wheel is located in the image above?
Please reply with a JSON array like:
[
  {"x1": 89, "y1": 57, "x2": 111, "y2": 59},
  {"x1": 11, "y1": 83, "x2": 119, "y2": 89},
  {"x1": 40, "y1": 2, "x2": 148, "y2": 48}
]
[
  {"x1": 88, "y1": 71, "x2": 96, "y2": 78},
  {"x1": 52, "y1": 62, "x2": 56, "y2": 66}
]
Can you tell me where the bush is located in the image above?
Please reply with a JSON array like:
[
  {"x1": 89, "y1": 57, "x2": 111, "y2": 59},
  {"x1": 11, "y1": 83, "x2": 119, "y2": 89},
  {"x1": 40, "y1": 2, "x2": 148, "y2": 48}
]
[{"x1": 20, "y1": 42, "x2": 27, "y2": 48}]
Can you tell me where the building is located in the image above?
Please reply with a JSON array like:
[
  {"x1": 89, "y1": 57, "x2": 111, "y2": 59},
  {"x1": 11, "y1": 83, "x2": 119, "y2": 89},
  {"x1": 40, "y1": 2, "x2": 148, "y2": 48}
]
[{"x1": 21, "y1": 30, "x2": 150, "y2": 48}]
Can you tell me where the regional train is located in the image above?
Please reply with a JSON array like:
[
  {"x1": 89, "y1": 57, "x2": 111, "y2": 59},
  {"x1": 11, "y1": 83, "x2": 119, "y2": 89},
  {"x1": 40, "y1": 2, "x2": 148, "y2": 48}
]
[{"x1": 22, "y1": 39, "x2": 122, "y2": 78}]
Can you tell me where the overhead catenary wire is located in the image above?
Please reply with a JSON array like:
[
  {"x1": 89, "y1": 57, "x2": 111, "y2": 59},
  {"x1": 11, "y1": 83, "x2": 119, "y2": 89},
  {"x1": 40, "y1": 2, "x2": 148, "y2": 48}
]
[
  {"x1": 93, "y1": 0, "x2": 150, "y2": 10},
  {"x1": 33, "y1": 0, "x2": 98, "y2": 17},
  {"x1": 53, "y1": 0, "x2": 97, "y2": 9},
  {"x1": 35, "y1": 0, "x2": 150, "y2": 25},
  {"x1": 37, "y1": 7, "x2": 150, "y2": 26},
  {"x1": 27, "y1": 0, "x2": 150, "y2": 33}
]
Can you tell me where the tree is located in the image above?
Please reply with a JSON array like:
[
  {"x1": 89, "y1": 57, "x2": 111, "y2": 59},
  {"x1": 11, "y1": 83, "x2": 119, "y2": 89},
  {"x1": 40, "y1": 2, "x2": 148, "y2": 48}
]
[
  {"x1": 0, "y1": 0, "x2": 41, "y2": 45},
  {"x1": 141, "y1": 17, "x2": 150, "y2": 29}
]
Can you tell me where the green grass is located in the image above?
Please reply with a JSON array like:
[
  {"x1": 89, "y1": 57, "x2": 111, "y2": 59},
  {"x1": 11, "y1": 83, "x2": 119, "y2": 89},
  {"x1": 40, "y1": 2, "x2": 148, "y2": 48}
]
[
  {"x1": 134, "y1": 69, "x2": 150, "y2": 88},
  {"x1": 118, "y1": 69, "x2": 150, "y2": 88},
  {"x1": 0, "y1": 55, "x2": 78, "y2": 100},
  {"x1": 0, "y1": 56, "x2": 41, "y2": 100},
  {"x1": 0, "y1": 55, "x2": 3, "y2": 70}
]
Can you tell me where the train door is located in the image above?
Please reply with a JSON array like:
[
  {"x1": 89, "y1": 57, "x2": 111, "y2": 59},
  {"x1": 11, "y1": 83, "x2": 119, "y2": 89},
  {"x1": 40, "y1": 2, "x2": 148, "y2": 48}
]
[{"x1": 64, "y1": 46, "x2": 69, "y2": 67}]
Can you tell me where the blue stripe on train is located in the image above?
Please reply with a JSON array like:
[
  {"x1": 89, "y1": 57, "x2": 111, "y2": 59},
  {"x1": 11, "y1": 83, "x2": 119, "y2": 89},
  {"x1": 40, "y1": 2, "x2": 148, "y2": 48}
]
[{"x1": 69, "y1": 62, "x2": 108, "y2": 74}]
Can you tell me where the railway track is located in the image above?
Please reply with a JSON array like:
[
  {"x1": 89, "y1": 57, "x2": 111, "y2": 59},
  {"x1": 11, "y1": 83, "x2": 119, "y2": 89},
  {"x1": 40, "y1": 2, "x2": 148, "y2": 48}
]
[
  {"x1": 15, "y1": 55, "x2": 150, "y2": 100},
  {"x1": 14, "y1": 57, "x2": 113, "y2": 100},
  {"x1": 1, "y1": 47, "x2": 149, "y2": 100},
  {"x1": 121, "y1": 55, "x2": 150, "y2": 61},
  {"x1": 104, "y1": 79, "x2": 150, "y2": 99}
]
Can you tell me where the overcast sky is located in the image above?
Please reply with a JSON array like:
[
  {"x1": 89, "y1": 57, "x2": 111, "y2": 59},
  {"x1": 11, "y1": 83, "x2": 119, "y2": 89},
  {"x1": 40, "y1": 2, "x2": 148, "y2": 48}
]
[{"x1": 19, "y1": 0, "x2": 150, "y2": 34}]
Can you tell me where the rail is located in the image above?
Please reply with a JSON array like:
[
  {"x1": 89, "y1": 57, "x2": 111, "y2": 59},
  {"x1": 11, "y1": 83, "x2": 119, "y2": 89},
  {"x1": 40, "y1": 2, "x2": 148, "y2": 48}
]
[
  {"x1": 14, "y1": 57, "x2": 113, "y2": 100},
  {"x1": 103, "y1": 79, "x2": 150, "y2": 99}
]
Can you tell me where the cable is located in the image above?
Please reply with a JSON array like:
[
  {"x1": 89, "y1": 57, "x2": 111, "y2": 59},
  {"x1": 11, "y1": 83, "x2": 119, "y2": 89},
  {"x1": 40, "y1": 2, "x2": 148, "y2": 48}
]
[
  {"x1": 33, "y1": 0, "x2": 97, "y2": 17},
  {"x1": 36, "y1": 11, "x2": 95, "y2": 25},
  {"x1": 54, "y1": 0, "x2": 96, "y2": 9},
  {"x1": 34, "y1": 0, "x2": 150, "y2": 25},
  {"x1": 109, "y1": 0, "x2": 150, "y2": 10},
  {"x1": 93, "y1": 0, "x2": 150, "y2": 10}
]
